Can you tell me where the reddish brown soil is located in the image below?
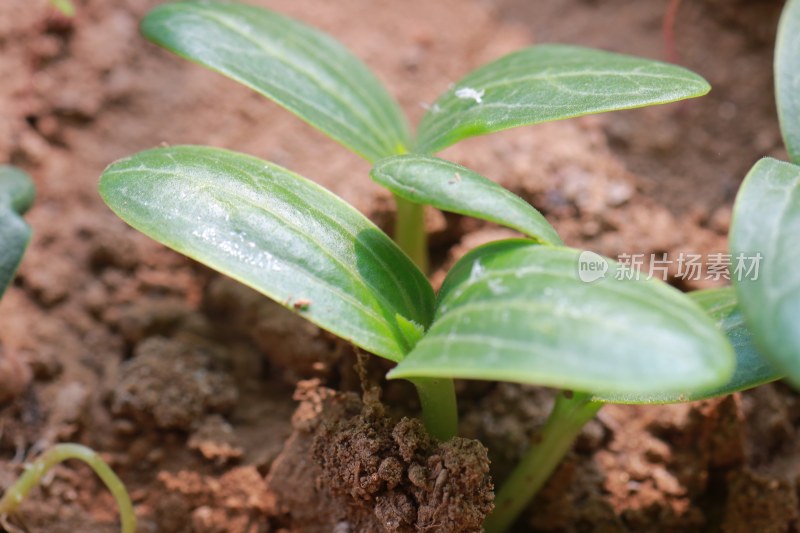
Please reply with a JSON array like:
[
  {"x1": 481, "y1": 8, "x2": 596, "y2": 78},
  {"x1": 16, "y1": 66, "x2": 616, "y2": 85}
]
[
  {"x1": 1, "y1": 0, "x2": 798, "y2": 532},
  {"x1": 265, "y1": 380, "x2": 493, "y2": 532}
]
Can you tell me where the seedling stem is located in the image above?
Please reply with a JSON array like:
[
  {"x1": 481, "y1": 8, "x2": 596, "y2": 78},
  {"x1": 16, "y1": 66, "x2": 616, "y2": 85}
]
[
  {"x1": 0, "y1": 443, "x2": 136, "y2": 533},
  {"x1": 484, "y1": 391, "x2": 603, "y2": 533},
  {"x1": 394, "y1": 195, "x2": 429, "y2": 273},
  {"x1": 410, "y1": 377, "x2": 458, "y2": 441}
]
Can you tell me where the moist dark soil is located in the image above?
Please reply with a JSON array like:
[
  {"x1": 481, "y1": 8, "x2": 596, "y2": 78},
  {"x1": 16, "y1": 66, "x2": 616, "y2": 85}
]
[{"x1": 1, "y1": 0, "x2": 798, "y2": 531}]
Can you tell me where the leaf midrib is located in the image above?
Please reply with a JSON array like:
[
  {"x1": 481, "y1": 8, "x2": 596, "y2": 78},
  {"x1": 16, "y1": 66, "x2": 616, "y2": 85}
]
[
  {"x1": 107, "y1": 150, "x2": 433, "y2": 350},
  {"x1": 438, "y1": 259, "x2": 717, "y2": 343},
  {"x1": 221, "y1": 158, "x2": 426, "y2": 321},
  {"x1": 430, "y1": 297, "x2": 717, "y2": 351},
  {"x1": 374, "y1": 157, "x2": 557, "y2": 243},
  {"x1": 106, "y1": 164, "x2": 408, "y2": 341}
]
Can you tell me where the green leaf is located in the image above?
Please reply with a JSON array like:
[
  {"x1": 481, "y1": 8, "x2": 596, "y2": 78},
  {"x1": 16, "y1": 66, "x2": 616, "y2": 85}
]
[
  {"x1": 370, "y1": 155, "x2": 562, "y2": 245},
  {"x1": 0, "y1": 166, "x2": 35, "y2": 299},
  {"x1": 141, "y1": 1, "x2": 409, "y2": 162},
  {"x1": 99, "y1": 146, "x2": 434, "y2": 361},
  {"x1": 389, "y1": 241, "x2": 734, "y2": 395},
  {"x1": 776, "y1": 0, "x2": 800, "y2": 163},
  {"x1": 415, "y1": 44, "x2": 710, "y2": 154},
  {"x1": 731, "y1": 157, "x2": 800, "y2": 385},
  {"x1": 593, "y1": 288, "x2": 782, "y2": 404}
]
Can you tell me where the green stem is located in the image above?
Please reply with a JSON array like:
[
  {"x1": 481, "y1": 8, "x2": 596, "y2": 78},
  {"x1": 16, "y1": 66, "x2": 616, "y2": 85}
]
[
  {"x1": 0, "y1": 443, "x2": 136, "y2": 533},
  {"x1": 484, "y1": 392, "x2": 603, "y2": 533},
  {"x1": 410, "y1": 377, "x2": 458, "y2": 441},
  {"x1": 393, "y1": 195, "x2": 429, "y2": 273}
]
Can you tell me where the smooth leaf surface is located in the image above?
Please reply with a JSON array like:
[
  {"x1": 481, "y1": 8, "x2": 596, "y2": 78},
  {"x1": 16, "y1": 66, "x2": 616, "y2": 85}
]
[
  {"x1": 0, "y1": 166, "x2": 35, "y2": 299},
  {"x1": 100, "y1": 146, "x2": 434, "y2": 361},
  {"x1": 390, "y1": 240, "x2": 734, "y2": 394},
  {"x1": 371, "y1": 155, "x2": 562, "y2": 245},
  {"x1": 142, "y1": 1, "x2": 409, "y2": 162},
  {"x1": 776, "y1": 0, "x2": 800, "y2": 163},
  {"x1": 594, "y1": 288, "x2": 782, "y2": 404},
  {"x1": 416, "y1": 44, "x2": 710, "y2": 154},
  {"x1": 731, "y1": 157, "x2": 800, "y2": 385}
]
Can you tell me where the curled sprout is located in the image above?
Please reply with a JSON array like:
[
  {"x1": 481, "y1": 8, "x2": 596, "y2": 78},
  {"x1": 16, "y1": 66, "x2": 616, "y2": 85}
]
[{"x1": 0, "y1": 444, "x2": 136, "y2": 533}]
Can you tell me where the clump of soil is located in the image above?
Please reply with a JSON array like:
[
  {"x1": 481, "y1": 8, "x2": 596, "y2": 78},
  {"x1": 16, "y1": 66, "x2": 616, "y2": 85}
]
[
  {"x1": 111, "y1": 336, "x2": 238, "y2": 431},
  {"x1": 267, "y1": 381, "x2": 493, "y2": 532},
  {"x1": 187, "y1": 414, "x2": 244, "y2": 465}
]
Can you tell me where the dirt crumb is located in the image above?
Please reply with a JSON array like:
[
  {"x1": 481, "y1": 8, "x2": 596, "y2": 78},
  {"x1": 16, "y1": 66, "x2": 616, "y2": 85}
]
[{"x1": 188, "y1": 414, "x2": 244, "y2": 465}]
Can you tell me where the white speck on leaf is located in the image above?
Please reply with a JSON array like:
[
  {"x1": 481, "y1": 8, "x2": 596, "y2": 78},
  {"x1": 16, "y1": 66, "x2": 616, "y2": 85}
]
[
  {"x1": 455, "y1": 87, "x2": 485, "y2": 103},
  {"x1": 488, "y1": 278, "x2": 508, "y2": 295},
  {"x1": 469, "y1": 260, "x2": 485, "y2": 282}
]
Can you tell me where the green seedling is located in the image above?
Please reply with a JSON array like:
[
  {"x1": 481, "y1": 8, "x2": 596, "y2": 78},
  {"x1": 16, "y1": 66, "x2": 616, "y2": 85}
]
[
  {"x1": 0, "y1": 444, "x2": 135, "y2": 533},
  {"x1": 137, "y1": 0, "x2": 711, "y2": 272},
  {"x1": 116, "y1": 0, "x2": 715, "y2": 438},
  {"x1": 0, "y1": 169, "x2": 134, "y2": 531},
  {"x1": 97, "y1": 1, "x2": 789, "y2": 530},
  {"x1": 485, "y1": 289, "x2": 779, "y2": 531},
  {"x1": 0, "y1": 166, "x2": 35, "y2": 299},
  {"x1": 726, "y1": 0, "x2": 800, "y2": 388},
  {"x1": 100, "y1": 142, "x2": 783, "y2": 531}
]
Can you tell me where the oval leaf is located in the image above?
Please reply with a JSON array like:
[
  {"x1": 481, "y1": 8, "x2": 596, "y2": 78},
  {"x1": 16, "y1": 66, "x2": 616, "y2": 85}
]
[
  {"x1": 776, "y1": 0, "x2": 800, "y2": 163},
  {"x1": 0, "y1": 166, "x2": 35, "y2": 298},
  {"x1": 370, "y1": 155, "x2": 562, "y2": 245},
  {"x1": 100, "y1": 146, "x2": 434, "y2": 361},
  {"x1": 389, "y1": 241, "x2": 734, "y2": 395},
  {"x1": 593, "y1": 288, "x2": 782, "y2": 404},
  {"x1": 415, "y1": 44, "x2": 710, "y2": 154},
  {"x1": 731, "y1": 157, "x2": 800, "y2": 385},
  {"x1": 142, "y1": 1, "x2": 409, "y2": 162}
]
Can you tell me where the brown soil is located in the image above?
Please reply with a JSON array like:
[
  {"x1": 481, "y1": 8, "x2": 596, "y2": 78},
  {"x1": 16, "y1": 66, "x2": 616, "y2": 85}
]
[
  {"x1": 1, "y1": 0, "x2": 798, "y2": 532},
  {"x1": 266, "y1": 380, "x2": 493, "y2": 532}
]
